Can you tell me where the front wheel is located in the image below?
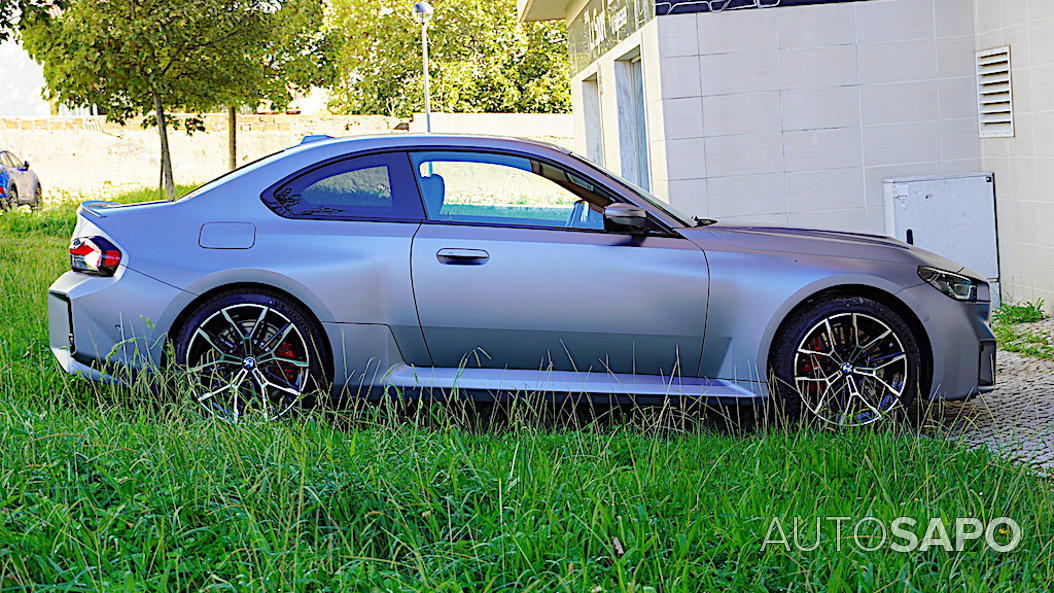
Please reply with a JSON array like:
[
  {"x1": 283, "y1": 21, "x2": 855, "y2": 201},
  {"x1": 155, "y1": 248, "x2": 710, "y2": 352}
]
[
  {"x1": 770, "y1": 296, "x2": 922, "y2": 426},
  {"x1": 172, "y1": 290, "x2": 331, "y2": 421}
]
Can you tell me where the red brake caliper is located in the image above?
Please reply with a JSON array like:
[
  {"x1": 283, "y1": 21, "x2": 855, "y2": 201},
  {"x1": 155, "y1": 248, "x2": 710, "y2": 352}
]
[{"x1": 275, "y1": 342, "x2": 300, "y2": 383}]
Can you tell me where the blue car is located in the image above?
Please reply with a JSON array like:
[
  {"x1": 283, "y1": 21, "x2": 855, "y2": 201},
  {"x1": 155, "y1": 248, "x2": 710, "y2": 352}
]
[{"x1": 0, "y1": 150, "x2": 42, "y2": 211}]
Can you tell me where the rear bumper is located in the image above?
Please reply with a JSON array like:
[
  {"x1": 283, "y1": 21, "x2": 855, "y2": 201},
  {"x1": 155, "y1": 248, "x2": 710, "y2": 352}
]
[{"x1": 48, "y1": 268, "x2": 189, "y2": 378}]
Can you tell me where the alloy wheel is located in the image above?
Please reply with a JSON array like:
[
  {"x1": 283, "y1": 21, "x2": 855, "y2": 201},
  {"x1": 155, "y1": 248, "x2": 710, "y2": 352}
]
[
  {"x1": 792, "y1": 312, "x2": 909, "y2": 426},
  {"x1": 185, "y1": 303, "x2": 311, "y2": 421}
]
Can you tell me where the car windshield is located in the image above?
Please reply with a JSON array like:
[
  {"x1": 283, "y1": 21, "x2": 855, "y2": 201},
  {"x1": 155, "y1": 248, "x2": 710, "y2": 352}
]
[{"x1": 568, "y1": 152, "x2": 706, "y2": 227}]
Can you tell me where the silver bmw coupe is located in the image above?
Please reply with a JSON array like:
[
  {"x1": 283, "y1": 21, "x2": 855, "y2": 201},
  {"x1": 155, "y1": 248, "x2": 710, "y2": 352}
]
[{"x1": 48, "y1": 134, "x2": 996, "y2": 424}]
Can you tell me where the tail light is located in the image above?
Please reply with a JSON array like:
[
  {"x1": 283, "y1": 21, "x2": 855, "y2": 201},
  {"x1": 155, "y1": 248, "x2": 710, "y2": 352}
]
[{"x1": 69, "y1": 236, "x2": 122, "y2": 276}]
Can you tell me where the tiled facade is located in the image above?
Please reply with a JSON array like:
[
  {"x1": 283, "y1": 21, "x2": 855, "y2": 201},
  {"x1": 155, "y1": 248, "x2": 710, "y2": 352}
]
[
  {"x1": 648, "y1": 0, "x2": 981, "y2": 234},
  {"x1": 974, "y1": 0, "x2": 1054, "y2": 310}
]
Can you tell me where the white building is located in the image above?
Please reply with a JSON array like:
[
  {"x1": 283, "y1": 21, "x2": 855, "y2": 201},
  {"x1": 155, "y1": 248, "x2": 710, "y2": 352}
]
[{"x1": 519, "y1": 0, "x2": 1054, "y2": 311}]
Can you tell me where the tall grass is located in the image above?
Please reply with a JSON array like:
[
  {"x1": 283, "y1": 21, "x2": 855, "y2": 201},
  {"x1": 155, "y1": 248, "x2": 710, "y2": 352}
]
[{"x1": 0, "y1": 189, "x2": 1051, "y2": 592}]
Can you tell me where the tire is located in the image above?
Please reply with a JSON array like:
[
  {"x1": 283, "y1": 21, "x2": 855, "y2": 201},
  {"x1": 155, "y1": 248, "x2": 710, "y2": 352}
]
[
  {"x1": 769, "y1": 295, "x2": 922, "y2": 426},
  {"x1": 172, "y1": 289, "x2": 331, "y2": 421},
  {"x1": 30, "y1": 184, "x2": 42, "y2": 210},
  {"x1": 5, "y1": 186, "x2": 17, "y2": 211}
]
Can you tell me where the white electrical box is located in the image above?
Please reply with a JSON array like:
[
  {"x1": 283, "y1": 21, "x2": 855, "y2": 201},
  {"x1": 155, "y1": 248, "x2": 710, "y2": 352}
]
[{"x1": 883, "y1": 173, "x2": 1000, "y2": 302}]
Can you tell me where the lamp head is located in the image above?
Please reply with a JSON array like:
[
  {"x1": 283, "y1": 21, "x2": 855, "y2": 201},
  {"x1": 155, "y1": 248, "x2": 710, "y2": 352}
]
[{"x1": 412, "y1": 1, "x2": 433, "y2": 23}]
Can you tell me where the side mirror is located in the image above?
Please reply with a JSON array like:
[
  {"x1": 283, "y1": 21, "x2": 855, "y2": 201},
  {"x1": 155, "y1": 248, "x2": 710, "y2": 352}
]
[
  {"x1": 21, "y1": 161, "x2": 29, "y2": 171},
  {"x1": 603, "y1": 202, "x2": 648, "y2": 234}
]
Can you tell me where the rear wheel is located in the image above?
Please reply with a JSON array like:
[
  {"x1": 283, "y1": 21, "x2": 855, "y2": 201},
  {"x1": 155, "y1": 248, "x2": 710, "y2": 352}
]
[
  {"x1": 173, "y1": 290, "x2": 331, "y2": 421},
  {"x1": 4, "y1": 186, "x2": 17, "y2": 211},
  {"x1": 770, "y1": 295, "x2": 922, "y2": 426}
]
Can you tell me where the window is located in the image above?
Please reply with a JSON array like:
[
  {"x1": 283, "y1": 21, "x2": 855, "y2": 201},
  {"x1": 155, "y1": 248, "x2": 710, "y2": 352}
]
[
  {"x1": 0, "y1": 153, "x2": 12, "y2": 168},
  {"x1": 976, "y1": 46, "x2": 1014, "y2": 138},
  {"x1": 615, "y1": 48, "x2": 650, "y2": 190},
  {"x1": 410, "y1": 151, "x2": 614, "y2": 230},
  {"x1": 263, "y1": 152, "x2": 423, "y2": 220}
]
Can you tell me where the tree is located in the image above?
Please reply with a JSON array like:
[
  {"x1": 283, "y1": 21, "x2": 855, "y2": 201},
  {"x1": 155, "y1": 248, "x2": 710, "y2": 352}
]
[
  {"x1": 329, "y1": 0, "x2": 570, "y2": 116},
  {"x1": 222, "y1": 0, "x2": 337, "y2": 169},
  {"x1": 0, "y1": 1, "x2": 65, "y2": 41},
  {"x1": 20, "y1": 0, "x2": 274, "y2": 197}
]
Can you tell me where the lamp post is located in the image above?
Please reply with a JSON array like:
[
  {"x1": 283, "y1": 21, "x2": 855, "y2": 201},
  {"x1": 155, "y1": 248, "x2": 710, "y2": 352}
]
[{"x1": 412, "y1": 1, "x2": 434, "y2": 133}]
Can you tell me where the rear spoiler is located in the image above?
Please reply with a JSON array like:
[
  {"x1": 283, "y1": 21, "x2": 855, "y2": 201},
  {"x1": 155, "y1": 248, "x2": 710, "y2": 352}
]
[
  {"x1": 79, "y1": 200, "x2": 168, "y2": 218},
  {"x1": 79, "y1": 201, "x2": 123, "y2": 218}
]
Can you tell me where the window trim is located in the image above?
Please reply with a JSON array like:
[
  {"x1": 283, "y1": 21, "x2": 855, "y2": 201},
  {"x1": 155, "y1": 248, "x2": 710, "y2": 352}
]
[
  {"x1": 260, "y1": 150, "x2": 425, "y2": 222},
  {"x1": 405, "y1": 147, "x2": 677, "y2": 237}
]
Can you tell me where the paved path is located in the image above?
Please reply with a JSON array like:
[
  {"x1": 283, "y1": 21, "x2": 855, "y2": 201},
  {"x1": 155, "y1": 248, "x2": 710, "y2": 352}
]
[{"x1": 934, "y1": 319, "x2": 1054, "y2": 470}]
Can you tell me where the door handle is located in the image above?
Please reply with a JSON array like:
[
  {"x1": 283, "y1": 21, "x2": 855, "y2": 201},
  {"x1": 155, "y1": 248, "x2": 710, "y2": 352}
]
[{"x1": 436, "y1": 248, "x2": 490, "y2": 265}]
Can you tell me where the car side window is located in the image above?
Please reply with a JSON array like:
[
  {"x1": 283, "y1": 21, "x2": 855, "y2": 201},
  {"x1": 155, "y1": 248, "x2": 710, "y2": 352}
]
[
  {"x1": 409, "y1": 151, "x2": 613, "y2": 230},
  {"x1": 0, "y1": 153, "x2": 10, "y2": 168},
  {"x1": 263, "y1": 152, "x2": 423, "y2": 220}
]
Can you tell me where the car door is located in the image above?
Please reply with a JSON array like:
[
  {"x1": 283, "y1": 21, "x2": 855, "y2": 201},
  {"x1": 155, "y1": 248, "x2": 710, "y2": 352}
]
[{"x1": 407, "y1": 149, "x2": 710, "y2": 377}]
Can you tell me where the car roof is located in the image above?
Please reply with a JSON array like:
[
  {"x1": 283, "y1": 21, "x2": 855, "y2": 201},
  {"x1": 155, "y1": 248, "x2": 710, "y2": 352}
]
[{"x1": 283, "y1": 133, "x2": 572, "y2": 158}]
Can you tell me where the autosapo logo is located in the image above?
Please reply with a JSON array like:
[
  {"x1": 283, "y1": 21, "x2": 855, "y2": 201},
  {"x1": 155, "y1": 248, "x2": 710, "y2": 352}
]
[{"x1": 761, "y1": 516, "x2": 1022, "y2": 553}]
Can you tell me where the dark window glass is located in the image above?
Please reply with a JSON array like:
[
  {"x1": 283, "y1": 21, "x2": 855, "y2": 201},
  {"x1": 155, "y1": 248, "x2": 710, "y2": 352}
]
[{"x1": 264, "y1": 152, "x2": 423, "y2": 221}]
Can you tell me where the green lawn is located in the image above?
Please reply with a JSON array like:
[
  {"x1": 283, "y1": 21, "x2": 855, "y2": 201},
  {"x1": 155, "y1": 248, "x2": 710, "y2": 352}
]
[{"x1": 1, "y1": 191, "x2": 1052, "y2": 592}]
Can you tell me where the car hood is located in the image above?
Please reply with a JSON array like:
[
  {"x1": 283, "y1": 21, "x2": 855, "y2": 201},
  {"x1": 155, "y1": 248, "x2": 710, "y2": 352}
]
[{"x1": 680, "y1": 222, "x2": 974, "y2": 275}]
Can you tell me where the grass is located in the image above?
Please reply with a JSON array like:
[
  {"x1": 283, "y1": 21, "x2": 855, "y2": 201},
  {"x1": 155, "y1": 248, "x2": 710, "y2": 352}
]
[
  {"x1": 992, "y1": 300, "x2": 1053, "y2": 362},
  {"x1": 1, "y1": 190, "x2": 1053, "y2": 591},
  {"x1": 992, "y1": 300, "x2": 1048, "y2": 325}
]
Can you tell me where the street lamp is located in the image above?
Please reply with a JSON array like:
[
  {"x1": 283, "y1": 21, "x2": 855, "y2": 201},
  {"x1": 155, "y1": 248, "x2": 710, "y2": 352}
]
[{"x1": 412, "y1": 1, "x2": 434, "y2": 133}]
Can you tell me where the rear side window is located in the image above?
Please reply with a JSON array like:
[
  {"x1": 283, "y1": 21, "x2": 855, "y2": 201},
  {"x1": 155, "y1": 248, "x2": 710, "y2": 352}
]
[{"x1": 263, "y1": 152, "x2": 423, "y2": 220}]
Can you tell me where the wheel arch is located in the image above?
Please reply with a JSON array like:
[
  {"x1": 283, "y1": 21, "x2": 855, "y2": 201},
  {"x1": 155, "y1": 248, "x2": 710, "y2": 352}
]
[
  {"x1": 763, "y1": 283, "x2": 933, "y2": 395},
  {"x1": 163, "y1": 281, "x2": 334, "y2": 377}
]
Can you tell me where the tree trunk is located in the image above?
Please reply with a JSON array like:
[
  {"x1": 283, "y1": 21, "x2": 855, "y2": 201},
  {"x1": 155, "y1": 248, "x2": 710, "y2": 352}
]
[
  {"x1": 153, "y1": 92, "x2": 175, "y2": 198},
  {"x1": 228, "y1": 105, "x2": 237, "y2": 170}
]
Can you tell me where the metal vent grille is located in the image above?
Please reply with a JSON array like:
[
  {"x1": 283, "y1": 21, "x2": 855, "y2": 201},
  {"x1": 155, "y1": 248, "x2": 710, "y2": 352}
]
[{"x1": 976, "y1": 46, "x2": 1014, "y2": 138}]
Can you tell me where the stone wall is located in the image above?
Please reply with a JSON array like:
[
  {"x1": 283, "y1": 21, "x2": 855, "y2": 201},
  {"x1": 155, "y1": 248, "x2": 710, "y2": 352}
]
[
  {"x1": 0, "y1": 112, "x2": 575, "y2": 198},
  {"x1": 0, "y1": 114, "x2": 401, "y2": 197}
]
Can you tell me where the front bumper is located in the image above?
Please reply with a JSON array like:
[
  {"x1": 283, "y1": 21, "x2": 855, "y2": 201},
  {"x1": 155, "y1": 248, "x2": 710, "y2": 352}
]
[
  {"x1": 896, "y1": 283, "x2": 997, "y2": 400},
  {"x1": 48, "y1": 268, "x2": 189, "y2": 379}
]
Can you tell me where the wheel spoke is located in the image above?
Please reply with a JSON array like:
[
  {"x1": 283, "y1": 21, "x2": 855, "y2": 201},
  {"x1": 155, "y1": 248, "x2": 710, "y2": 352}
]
[
  {"x1": 857, "y1": 328, "x2": 892, "y2": 356},
  {"x1": 194, "y1": 328, "x2": 236, "y2": 355},
  {"x1": 221, "y1": 309, "x2": 249, "y2": 341},
  {"x1": 855, "y1": 353, "x2": 906, "y2": 374},
  {"x1": 247, "y1": 306, "x2": 268, "y2": 342},
  {"x1": 258, "y1": 354, "x2": 309, "y2": 368},
  {"x1": 253, "y1": 369, "x2": 302, "y2": 397},
  {"x1": 197, "y1": 369, "x2": 248, "y2": 402},
  {"x1": 188, "y1": 358, "x2": 240, "y2": 373},
  {"x1": 261, "y1": 323, "x2": 294, "y2": 355}
]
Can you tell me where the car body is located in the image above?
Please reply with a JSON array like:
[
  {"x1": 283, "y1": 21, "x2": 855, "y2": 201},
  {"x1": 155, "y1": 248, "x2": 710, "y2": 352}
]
[
  {"x1": 0, "y1": 149, "x2": 42, "y2": 210},
  {"x1": 47, "y1": 135, "x2": 997, "y2": 423}
]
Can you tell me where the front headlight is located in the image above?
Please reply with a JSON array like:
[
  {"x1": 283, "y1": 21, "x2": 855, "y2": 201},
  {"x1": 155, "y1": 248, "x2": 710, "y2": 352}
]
[{"x1": 918, "y1": 266, "x2": 985, "y2": 301}]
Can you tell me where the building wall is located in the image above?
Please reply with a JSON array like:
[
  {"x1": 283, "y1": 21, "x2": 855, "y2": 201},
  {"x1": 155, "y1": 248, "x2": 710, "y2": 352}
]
[
  {"x1": 973, "y1": 0, "x2": 1054, "y2": 311},
  {"x1": 569, "y1": 16, "x2": 669, "y2": 197},
  {"x1": 651, "y1": 0, "x2": 980, "y2": 233}
]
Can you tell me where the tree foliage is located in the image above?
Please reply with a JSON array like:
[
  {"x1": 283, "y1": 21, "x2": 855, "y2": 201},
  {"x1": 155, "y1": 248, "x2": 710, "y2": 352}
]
[
  {"x1": 329, "y1": 0, "x2": 571, "y2": 116},
  {"x1": 19, "y1": 0, "x2": 333, "y2": 196}
]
